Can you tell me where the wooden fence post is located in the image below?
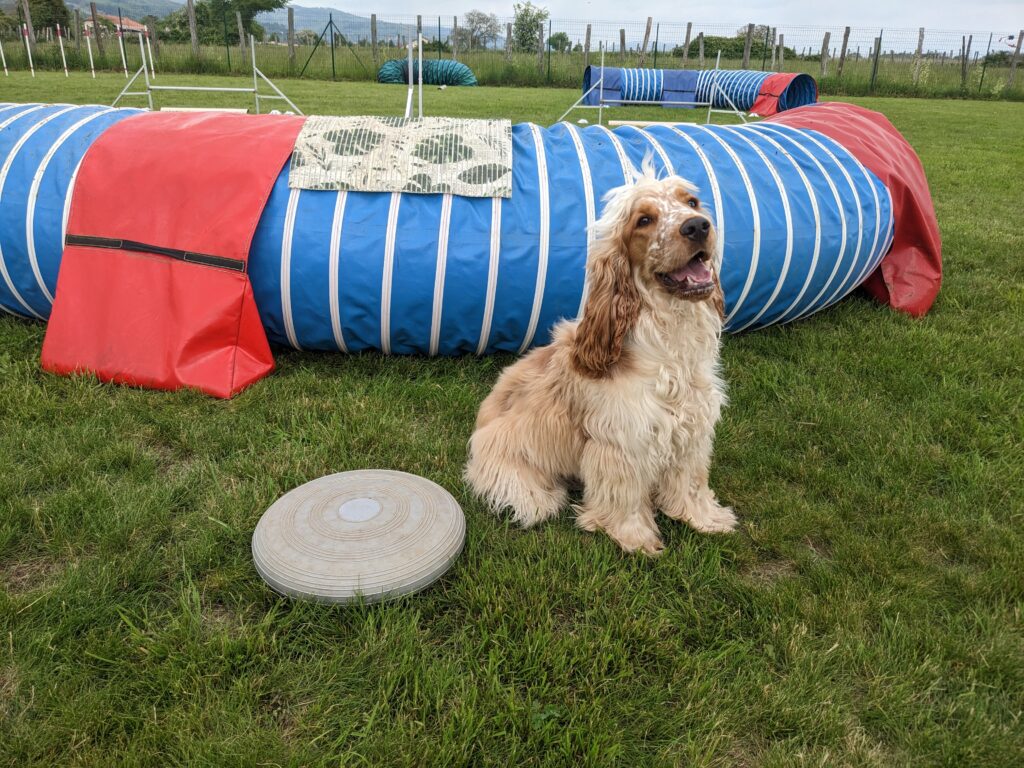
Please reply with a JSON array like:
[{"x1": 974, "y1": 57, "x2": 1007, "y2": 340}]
[
  {"x1": 837, "y1": 26, "x2": 850, "y2": 76},
  {"x1": 960, "y1": 35, "x2": 972, "y2": 89},
  {"x1": 452, "y1": 16, "x2": 458, "y2": 60},
  {"x1": 820, "y1": 31, "x2": 831, "y2": 76},
  {"x1": 89, "y1": 2, "x2": 104, "y2": 55},
  {"x1": 769, "y1": 27, "x2": 777, "y2": 69},
  {"x1": 19, "y1": 0, "x2": 36, "y2": 48},
  {"x1": 681, "y1": 22, "x2": 692, "y2": 68},
  {"x1": 287, "y1": 7, "x2": 296, "y2": 68},
  {"x1": 148, "y1": 21, "x2": 159, "y2": 57},
  {"x1": 870, "y1": 33, "x2": 882, "y2": 92},
  {"x1": 742, "y1": 23, "x2": 753, "y2": 68},
  {"x1": 236, "y1": 11, "x2": 246, "y2": 53},
  {"x1": 536, "y1": 21, "x2": 544, "y2": 74},
  {"x1": 74, "y1": 9, "x2": 82, "y2": 52},
  {"x1": 778, "y1": 33, "x2": 784, "y2": 71},
  {"x1": 505, "y1": 22, "x2": 512, "y2": 62},
  {"x1": 619, "y1": 29, "x2": 626, "y2": 60},
  {"x1": 912, "y1": 27, "x2": 925, "y2": 85},
  {"x1": 584, "y1": 23, "x2": 591, "y2": 68},
  {"x1": 369, "y1": 14, "x2": 377, "y2": 66},
  {"x1": 638, "y1": 16, "x2": 652, "y2": 65},
  {"x1": 1009, "y1": 29, "x2": 1023, "y2": 86},
  {"x1": 186, "y1": 0, "x2": 199, "y2": 57},
  {"x1": 698, "y1": 32, "x2": 704, "y2": 68}
]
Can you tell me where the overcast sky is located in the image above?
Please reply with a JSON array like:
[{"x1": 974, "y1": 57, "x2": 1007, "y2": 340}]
[{"x1": 294, "y1": 1, "x2": 1022, "y2": 35}]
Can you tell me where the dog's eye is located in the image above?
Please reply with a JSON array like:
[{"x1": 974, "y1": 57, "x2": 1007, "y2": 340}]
[
  {"x1": 637, "y1": 215, "x2": 652, "y2": 228},
  {"x1": 687, "y1": 199, "x2": 699, "y2": 209}
]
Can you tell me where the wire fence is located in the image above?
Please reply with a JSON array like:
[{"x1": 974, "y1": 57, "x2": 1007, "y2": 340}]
[{"x1": 1, "y1": 12, "x2": 1021, "y2": 100}]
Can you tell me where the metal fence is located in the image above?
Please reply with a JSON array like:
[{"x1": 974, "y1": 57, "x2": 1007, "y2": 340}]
[{"x1": 1, "y1": 11, "x2": 1022, "y2": 100}]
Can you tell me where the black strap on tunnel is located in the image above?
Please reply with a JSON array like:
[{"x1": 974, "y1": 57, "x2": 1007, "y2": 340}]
[{"x1": 65, "y1": 234, "x2": 246, "y2": 273}]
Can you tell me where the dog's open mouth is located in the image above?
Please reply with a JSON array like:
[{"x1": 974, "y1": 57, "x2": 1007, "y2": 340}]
[{"x1": 656, "y1": 252, "x2": 714, "y2": 298}]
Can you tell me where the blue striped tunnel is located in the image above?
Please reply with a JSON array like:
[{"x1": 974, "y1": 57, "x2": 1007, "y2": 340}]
[
  {"x1": 619, "y1": 69, "x2": 664, "y2": 102},
  {"x1": 694, "y1": 69, "x2": 818, "y2": 112},
  {"x1": 0, "y1": 103, "x2": 893, "y2": 354}
]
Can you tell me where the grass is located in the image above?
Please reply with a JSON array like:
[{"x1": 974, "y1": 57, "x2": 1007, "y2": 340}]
[
  {"x1": 1, "y1": 75, "x2": 1023, "y2": 766},
  {"x1": 2, "y1": 38, "x2": 1022, "y2": 99}
]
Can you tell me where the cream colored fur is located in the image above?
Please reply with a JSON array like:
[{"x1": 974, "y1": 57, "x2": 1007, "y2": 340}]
[{"x1": 465, "y1": 172, "x2": 736, "y2": 555}]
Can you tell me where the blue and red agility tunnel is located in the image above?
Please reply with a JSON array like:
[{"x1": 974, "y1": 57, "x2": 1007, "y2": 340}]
[
  {"x1": 0, "y1": 101, "x2": 940, "y2": 389},
  {"x1": 582, "y1": 67, "x2": 818, "y2": 116}
]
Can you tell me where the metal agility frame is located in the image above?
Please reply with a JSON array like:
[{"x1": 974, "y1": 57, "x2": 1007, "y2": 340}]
[
  {"x1": 114, "y1": 34, "x2": 302, "y2": 115},
  {"x1": 559, "y1": 46, "x2": 746, "y2": 125}
]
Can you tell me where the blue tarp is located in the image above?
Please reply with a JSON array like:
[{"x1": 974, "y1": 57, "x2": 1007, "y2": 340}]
[{"x1": 1, "y1": 103, "x2": 892, "y2": 354}]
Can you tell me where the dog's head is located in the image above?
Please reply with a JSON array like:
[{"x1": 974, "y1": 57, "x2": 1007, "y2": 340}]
[{"x1": 572, "y1": 171, "x2": 724, "y2": 378}]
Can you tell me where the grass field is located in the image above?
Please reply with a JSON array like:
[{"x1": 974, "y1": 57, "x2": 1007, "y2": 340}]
[{"x1": 1, "y1": 76, "x2": 1023, "y2": 766}]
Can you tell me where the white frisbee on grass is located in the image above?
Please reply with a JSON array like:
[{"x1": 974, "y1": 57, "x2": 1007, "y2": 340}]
[{"x1": 252, "y1": 470, "x2": 465, "y2": 604}]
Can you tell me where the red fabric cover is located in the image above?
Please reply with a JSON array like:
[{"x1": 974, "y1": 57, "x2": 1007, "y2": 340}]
[
  {"x1": 750, "y1": 73, "x2": 801, "y2": 117},
  {"x1": 41, "y1": 111, "x2": 305, "y2": 398},
  {"x1": 766, "y1": 102, "x2": 942, "y2": 317}
]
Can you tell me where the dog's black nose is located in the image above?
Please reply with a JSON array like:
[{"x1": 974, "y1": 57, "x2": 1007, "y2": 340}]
[{"x1": 680, "y1": 218, "x2": 710, "y2": 242}]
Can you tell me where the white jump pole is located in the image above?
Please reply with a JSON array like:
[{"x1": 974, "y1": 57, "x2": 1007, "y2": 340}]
[
  {"x1": 22, "y1": 24, "x2": 34, "y2": 78},
  {"x1": 117, "y1": 27, "x2": 128, "y2": 78},
  {"x1": 57, "y1": 23, "x2": 69, "y2": 77},
  {"x1": 146, "y1": 30, "x2": 156, "y2": 78},
  {"x1": 417, "y1": 34, "x2": 423, "y2": 118},
  {"x1": 86, "y1": 31, "x2": 95, "y2": 78},
  {"x1": 0, "y1": 39, "x2": 8, "y2": 77},
  {"x1": 404, "y1": 40, "x2": 414, "y2": 118}
]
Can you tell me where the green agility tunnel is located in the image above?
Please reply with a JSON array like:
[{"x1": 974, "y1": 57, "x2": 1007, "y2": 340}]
[{"x1": 377, "y1": 59, "x2": 478, "y2": 86}]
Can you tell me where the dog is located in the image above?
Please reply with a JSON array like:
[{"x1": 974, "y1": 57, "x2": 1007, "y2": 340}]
[{"x1": 464, "y1": 171, "x2": 737, "y2": 555}]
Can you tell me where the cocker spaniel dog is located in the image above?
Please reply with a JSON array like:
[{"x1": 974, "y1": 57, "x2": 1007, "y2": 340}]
[{"x1": 465, "y1": 171, "x2": 736, "y2": 555}]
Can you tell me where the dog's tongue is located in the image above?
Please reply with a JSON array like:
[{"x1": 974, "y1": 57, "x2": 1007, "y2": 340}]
[{"x1": 669, "y1": 258, "x2": 712, "y2": 284}]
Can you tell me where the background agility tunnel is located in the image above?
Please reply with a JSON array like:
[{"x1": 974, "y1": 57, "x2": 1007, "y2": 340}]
[
  {"x1": 0, "y1": 101, "x2": 939, "y2": 356},
  {"x1": 582, "y1": 67, "x2": 818, "y2": 115},
  {"x1": 377, "y1": 59, "x2": 478, "y2": 86}
]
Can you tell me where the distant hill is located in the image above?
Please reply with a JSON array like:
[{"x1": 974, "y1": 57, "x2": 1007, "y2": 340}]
[
  {"x1": 257, "y1": 7, "x2": 449, "y2": 44},
  {"x1": 67, "y1": 0, "x2": 183, "y2": 21}
]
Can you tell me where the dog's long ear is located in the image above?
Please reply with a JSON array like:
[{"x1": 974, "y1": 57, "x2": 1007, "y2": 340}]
[
  {"x1": 711, "y1": 271, "x2": 726, "y2": 321},
  {"x1": 572, "y1": 231, "x2": 641, "y2": 378}
]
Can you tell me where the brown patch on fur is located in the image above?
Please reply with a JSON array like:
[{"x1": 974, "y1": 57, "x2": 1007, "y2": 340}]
[
  {"x1": 711, "y1": 272, "x2": 726, "y2": 320},
  {"x1": 571, "y1": 229, "x2": 642, "y2": 379}
]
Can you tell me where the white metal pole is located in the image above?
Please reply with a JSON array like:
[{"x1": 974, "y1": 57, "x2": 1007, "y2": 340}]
[
  {"x1": 404, "y1": 41, "x2": 414, "y2": 118},
  {"x1": 417, "y1": 35, "x2": 423, "y2": 118},
  {"x1": 137, "y1": 33, "x2": 153, "y2": 110},
  {"x1": 118, "y1": 27, "x2": 128, "y2": 78},
  {"x1": 57, "y1": 23, "x2": 69, "y2": 77},
  {"x1": 251, "y1": 34, "x2": 258, "y2": 113},
  {"x1": 22, "y1": 24, "x2": 34, "y2": 77},
  {"x1": 86, "y1": 32, "x2": 95, "y2": 78},
  {"x1": 0, "y1": 39, "x2": 8, "y2": 77},
  {"x1": 146, "y1": 31, "x2": 156, "y2": 78},
  {"x1": 599, "y1": 43, "x2": 605, "y2": 126}
]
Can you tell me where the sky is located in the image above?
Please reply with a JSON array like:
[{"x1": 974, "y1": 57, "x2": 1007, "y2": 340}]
[{"x1": 292, "y1": 1, "x2": 1023, "y2": 35}]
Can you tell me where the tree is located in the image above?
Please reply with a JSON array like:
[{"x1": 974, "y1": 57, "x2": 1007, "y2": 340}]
[
  {"x1": 511, "y1": 1, "x2": 547, "y2": 52},
  {"x1": 27, "y1": 0, "x2": 69, "y2": 30},
  {"x1": 0, "y1": 8, "x2": 16, "y2": 34},
  {"x1": 547, "y1": 31, "x2": 569, "y2": 53},
  {"x1": 453, "y1": 9, "x2": 499, "y2": 51},
  {"x1": 158, "y1": 0, "x2": 286, "y2": 45}
]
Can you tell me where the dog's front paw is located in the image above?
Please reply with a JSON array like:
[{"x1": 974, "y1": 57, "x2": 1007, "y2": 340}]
[
  {"x1": 579, "y1": 511, "x2": 665, "y2": 556},
  {"x1": 685, "y1": 503, "x2": 738, "y2": 534}
]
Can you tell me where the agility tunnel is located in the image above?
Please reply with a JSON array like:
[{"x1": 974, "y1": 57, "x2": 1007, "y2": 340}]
[
  {"x1": 582, "y1": 67, "x2": 817, "y2": 116},
  {"x1": 377, "y1": 59, "x2": 478, "y2": 86},
  {"x1": 0, "y1": 101, "x2": 940, "y2": 365}
]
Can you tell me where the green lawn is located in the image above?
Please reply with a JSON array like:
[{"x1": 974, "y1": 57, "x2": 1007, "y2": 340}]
[{"x1": 1, "y1": 75, "x2": 1022, "y2": 767}]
